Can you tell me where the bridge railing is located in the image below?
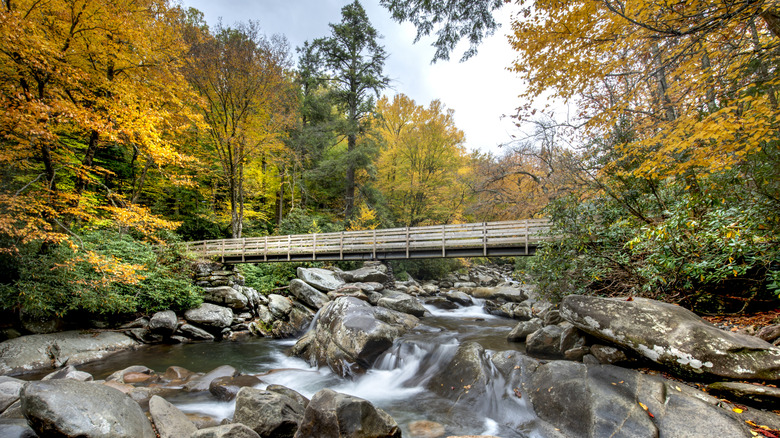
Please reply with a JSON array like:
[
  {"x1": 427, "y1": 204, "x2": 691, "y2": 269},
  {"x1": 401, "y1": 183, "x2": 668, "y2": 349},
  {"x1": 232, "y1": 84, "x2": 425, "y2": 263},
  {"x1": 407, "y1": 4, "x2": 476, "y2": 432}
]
[{"x1": 182, "y1": 219, "x2": 551, "y2": 262}]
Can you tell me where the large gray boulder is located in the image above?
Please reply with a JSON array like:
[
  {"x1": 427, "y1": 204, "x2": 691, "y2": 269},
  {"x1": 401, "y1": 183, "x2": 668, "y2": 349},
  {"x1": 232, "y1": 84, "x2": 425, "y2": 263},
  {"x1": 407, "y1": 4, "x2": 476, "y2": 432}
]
[
  {"x1": 291, "y1": 297, "x2": 418, "y2": 376},
  {"x1": 297, "y1": 268, "x2": 345, "y2": 292},
  {"x1": 149, "y1": 311, "x2": 178, "y2": 335},
  {"x1": 268, "y1": 294, "x2": 293, "y2": 319},
  {"x1": 149, "y1": 395, "x2": 197, "y2": 438},
  {"x1": 293, "y1": 388, "x2": 401, "y2": 438},
  {"x1": 184, "y1": 303, "x2": 234, "y2": 330},
  {"x1": 233, "y1": 386, "x2": 305, "y2": 438},
  {"x1": 470, "y1": 286, "x2": 527, "y2": 302},
  {"x1": 525, "y1": 325, "x2": 565, "y2": 357},
  {"x1": 0, "y1": 377, "x2": 24, "y2": 413},
  {"x1": 561, "y1": 295, "x2": 780, "y2": 380},
  {"x1": 0, "y1": 418, "x2": 37, "y2": 438},
  {"x1": 341, "y1": 266, "x2": 389, "y2": 284},
  {"x1": 289, "y1": 279, "x2": 330, "y2": 310},
  {"x1": 183, "y1": 365, "x2": 238, "y2": 392},
  {"x1": 0, "y1": 331, "x2": 138, "y2": 375},
  {"x1": 192, "y1": 424, "x2": 260, "y2": 438},
  {"x1": 376, "y1": 295, "x2": 427, "y2": 317},
  {"x1": 21, "y1": 379, "x2": 155, "y2": 438},
  {"x1": 209, "y1": 375, "x2": 264, "y2": 401},
  {"x1": 202, "y1": 286, "x2": 249, "y2": 309}
]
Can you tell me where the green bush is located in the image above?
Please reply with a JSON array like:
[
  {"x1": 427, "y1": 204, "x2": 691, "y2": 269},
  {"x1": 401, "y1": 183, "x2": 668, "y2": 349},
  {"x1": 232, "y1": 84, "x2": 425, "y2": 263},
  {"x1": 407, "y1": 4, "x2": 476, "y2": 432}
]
[
  {"x1": 0, "y1": 230, "x2": 202, "y2": 319},
  {"x1": 390, "y1": 258, "x2": 465, "y2": 281}
]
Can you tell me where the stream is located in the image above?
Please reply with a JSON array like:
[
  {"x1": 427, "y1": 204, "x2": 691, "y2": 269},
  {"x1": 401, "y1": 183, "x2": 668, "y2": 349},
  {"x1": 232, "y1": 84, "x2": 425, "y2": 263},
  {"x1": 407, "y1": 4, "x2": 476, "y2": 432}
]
[{"x1": 75, "y1": 300, "x2": 541, "y2": 437}]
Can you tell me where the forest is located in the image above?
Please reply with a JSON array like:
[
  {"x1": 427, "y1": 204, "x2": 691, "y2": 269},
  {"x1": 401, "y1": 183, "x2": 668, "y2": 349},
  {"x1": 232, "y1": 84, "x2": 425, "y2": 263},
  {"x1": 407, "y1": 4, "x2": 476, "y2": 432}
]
[{"x1": 0, "y1": 0, "x2": 778, "y2": 323}]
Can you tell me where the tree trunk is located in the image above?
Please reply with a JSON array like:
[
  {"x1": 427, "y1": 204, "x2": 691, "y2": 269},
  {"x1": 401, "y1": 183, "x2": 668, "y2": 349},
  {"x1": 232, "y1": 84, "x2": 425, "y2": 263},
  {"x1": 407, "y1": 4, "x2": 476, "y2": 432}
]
[
  {"x1": 75, "y1": 130, "x2": 99, "y2": 195},
  {"x1": 345, "y1": 132, "x2": 356, "y2": 218}
]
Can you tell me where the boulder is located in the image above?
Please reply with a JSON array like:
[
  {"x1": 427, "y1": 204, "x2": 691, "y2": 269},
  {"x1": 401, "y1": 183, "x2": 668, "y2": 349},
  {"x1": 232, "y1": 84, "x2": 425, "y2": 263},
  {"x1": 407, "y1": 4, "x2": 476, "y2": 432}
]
[
  {"x1": 268, "y1": 294, "x2": 293, "y2": 319},
  {"x1": 289, "y1": 279, "x2": 330, "y2": 310},
  {"x1": 426, "y1": 342, "x2": 494, "y2": 407},
  {"x1": 424, "y1": 297, "x2": 459, "y2": 310},
  {"x1": 0, "y1": 418, "x2": 37, "y2": 438},
  {"x1": 561, "y1": 295, "x2": 780, "y2": 380},
  {"x1": 176, "y1": 324, "x2": 215, "y2": 341},
  {"x1": 202, "y1": 287, "x2": 249, "y2": 309},
  {"x1": 294, "y1": 388, "x2": 401, "y2": 438},
  {"x1": 507, "y1": 318, "x2": 543, "y2": 342},
  {"x1": 377, "y1": 296, "x2": 427, "y2": 317},
  {"x1": 291, "y1": 297, "x2": 418, "y2": 376},
  {"x1": 590, "y1": 344, "x2": 629, "y2": 364},
  {"x1": 341, "y1": 266, "x2": 389, "y2": 284},
  {"x1": 184, "y1": 365, "x2": 238, "y2": 392},
  {"x1": 266, "y1": 385, "x2": 310, "y2": 411},
  {"x1": 184, "y1": 304, "x2": 234, "y2": 330},
  {"x1": 708, "y1": 381, "x2": 780, "y2": 409},
  {"x1": 149, "y1": 310, "x2": 178, "y2": 335},
  {"x1": 297, "y1": 268, "x2": 345, "y2": 292},
  {"x1": 0, "y1": 330, "x2": 137, "y2": 375},
  {"x1": 21, "y1": 379, "x2": 155, "y2": 438},
  {"x1": 441, "y1": 290, "x2": 473, "y2": 306},
  {"x1": 41, "y1": 365, "x2": 93, "y2": 381},
  {"x1": 757, "y1": 324, "x2": 780, "y2": 343},
  {"x1": 209, "y1": 374, "x2": 263, "y2": 401},
  {"x1": 470, "y1": 286, "x2": 527, "y2": 302},
  {"x1": 192, "y1": 424, "x2": 261, "y2": 438},
  {"x1": 149, "y1": 395, "x2": 197, "y2": 438},
  {"x1": 0, "y1": 377, "x2": 24, "y2": 413},
  {"x1": 233, "y1": 386, "x2": 305, "y2": 438},
  {"x1": 328, "y1": 287, "x2": 369, "y2": 302},
  {"x1": 106, "y1": 365, "x2": 154, "y2": 383},
  {"x1": 408, "y1": 420, "x2": 445, "y2": 438}
]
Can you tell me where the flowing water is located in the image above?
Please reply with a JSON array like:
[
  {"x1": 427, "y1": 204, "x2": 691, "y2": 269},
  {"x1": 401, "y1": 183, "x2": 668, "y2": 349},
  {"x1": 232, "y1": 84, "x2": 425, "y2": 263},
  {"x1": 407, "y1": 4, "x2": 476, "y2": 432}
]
[{"x1": 76, "y1": 300, "x2": 543, "y2": 437}]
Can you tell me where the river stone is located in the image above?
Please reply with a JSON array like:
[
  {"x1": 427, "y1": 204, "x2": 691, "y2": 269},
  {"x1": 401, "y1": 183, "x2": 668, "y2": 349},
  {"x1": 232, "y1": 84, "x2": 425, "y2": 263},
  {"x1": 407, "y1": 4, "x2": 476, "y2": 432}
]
[
  {"x1": 41, "y1": 365, "x2": 93, "y2": 381},
  {"x1": 149, "y1": 310, "x2": 178, "y2": 335},
  {"x1": 163, "y1": 366, "x2": 195, "y2": 381},
  {"x1": 209, "y1": 374, "x2": 263, "y2": 401},
  {"x1": 558, "y1": 325, "x2": 587, "y2": 353},
  {"x1": 289, "y1": 279, "x2": 330, "y2": 310},
  {"x1": 758, "y1": 324, "x2": 780, "y2": 343},
  {"x1": 441, "y1": 290, "x2": 473, "y2": 306},
  {"x1": 560, "y1": 295, "x2": 780, "y2": 380},
  {"x1": 377, "y1": 296, "x2": 427, "y2": 317},
  {"x1": 341, "y1": 266, "x2": 389, "y2": 284},
  {"x1": 106, "y1": 365, "x2": 154, "y2": 383},
  {"x1": 21, "y1": 379, "x2": 155, "y2": 438},
  {"x1": 328, "y1": 287, "x2": 369, "y2": 302},
  {"x1": 708, "y1": 381, "x2": 780, "y2": 408},
  {"x1": 590, "y1": 344, "x2": 629, "y2": 364},
  {"x1": 527, "y1": 325, "x2": 566, "y2": 357},
  {"x1": 407, "y1": 420, "x2": 445, "y2": 438},
  {"x1": 185, "y1": 303, "x2": 234, "y2": 330},
  {"x1": 0, "y1": 330, "x2": 138, "y2": 375},
  {"x1": 427, "y1": 342, "x2": 494, "y2": 406},
  {"x1": 297, "y1": 267, "x2": 345, "y2": 292},
  {"x1": 507, "y1": 318, "x2": 543, "y2": 343},
  {"x1": 0, "y1": 377, "x2": 24, "y2": 413},
  {"x1": 184, "y1": 365, "x2": 238, "y2": 392},
  {"x1": 149, "y1": 395, "x2": 197, "y2": 438},
  {"x1": 268, "y1": 294, "x2": 293, "y2": 319},
  {"x1": 291, "y1": 297, "x2": 418, "y2": 376},
  {"x1": 470, "y1": 286, "x2": 526, "y2": 302},
  {"x1": 424, "y1": 297, "x2": 459, "y2": 310},
  {"x1": 234, "y1": 386, "x2": 305, "y2": 438},
  {"x1": 176, "y1": 323, "x2": 215, "y2": 340},
  {"x1": 0, "y1": 418, "x2": 37, "y2": 438},
  {"x1": 203, "y1": 286, "x2": 249, "y2": 309},
  {"x1": 192, "y1": 424, "x2": 261, "y2": 438},
  {"x1": 266, "y1": 385, "x2": 310, "y2": 410},
  {"x1": 294, "y1": 388, "x2": 401, "y2": 438}
]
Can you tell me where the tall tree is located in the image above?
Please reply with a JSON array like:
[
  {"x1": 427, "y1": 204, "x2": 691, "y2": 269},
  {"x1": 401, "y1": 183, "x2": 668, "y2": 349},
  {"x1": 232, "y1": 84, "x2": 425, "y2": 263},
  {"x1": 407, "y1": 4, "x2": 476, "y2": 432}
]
[
  {"x1": 185, "y1": 22, "x2": 298, "y2": 238},
  {"x1": 310, "y1": 0, "x2": 389, "y2": 219}
]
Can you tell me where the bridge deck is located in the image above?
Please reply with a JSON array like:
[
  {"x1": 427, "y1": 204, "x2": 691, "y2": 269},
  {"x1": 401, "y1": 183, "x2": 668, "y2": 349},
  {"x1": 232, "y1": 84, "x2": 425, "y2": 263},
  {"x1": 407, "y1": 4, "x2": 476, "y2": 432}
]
[{"x1": 183, "y1": 219, "x2": 551, "y2": 263}]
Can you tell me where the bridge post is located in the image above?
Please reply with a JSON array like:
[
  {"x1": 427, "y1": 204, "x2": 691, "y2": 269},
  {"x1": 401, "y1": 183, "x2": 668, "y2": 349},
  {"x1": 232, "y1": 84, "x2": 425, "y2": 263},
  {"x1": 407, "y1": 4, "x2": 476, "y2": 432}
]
[
  {"x1": 287, "y1": 235, "x2": 291, "y2": 261},
  {"x1": 483, "y1": 222, "x2": 487, "y2": 256},
  {"x1": 525, "y1": 219, "x2": 529, "y2": 255},
  {"x1": 441, "y1": 225, "x2": 445, "y2": 257},
  {"x1": 242, "y1": 238, "x2": 246, "y2": 263},
  {"x1": 339, "y1": 232, "x2": 344, "y2": 260},
  {"x1": 312, "y1": 233, "x2": 317, "y2": 261},
  {"x1": 264, "y1": 236, "x2": 268, "y2": 262},
  {"x1": 405, "y1": 226, "x2": 409, "y2": 259}
]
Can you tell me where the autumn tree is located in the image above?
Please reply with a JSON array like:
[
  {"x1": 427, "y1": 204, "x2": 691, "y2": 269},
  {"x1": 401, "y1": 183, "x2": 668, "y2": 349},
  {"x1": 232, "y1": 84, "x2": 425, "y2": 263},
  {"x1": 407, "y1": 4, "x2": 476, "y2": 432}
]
[
  {"x1": 184, "y1": 21, "x2": 298, "y2": 238},
  {"x1": 374, "y1": 94, "x2": 469, "y2": 226},
  {"x1": 308, "y1": 0, "x2": 389, "y2": 219}
]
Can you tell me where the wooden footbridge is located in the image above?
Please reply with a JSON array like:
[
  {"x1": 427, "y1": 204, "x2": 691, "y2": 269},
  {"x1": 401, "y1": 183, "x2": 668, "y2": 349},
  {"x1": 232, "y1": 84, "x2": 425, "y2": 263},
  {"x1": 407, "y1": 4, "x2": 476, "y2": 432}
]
[{"x1": 183, "y1": 219, "x2": 551, "y2": 264}]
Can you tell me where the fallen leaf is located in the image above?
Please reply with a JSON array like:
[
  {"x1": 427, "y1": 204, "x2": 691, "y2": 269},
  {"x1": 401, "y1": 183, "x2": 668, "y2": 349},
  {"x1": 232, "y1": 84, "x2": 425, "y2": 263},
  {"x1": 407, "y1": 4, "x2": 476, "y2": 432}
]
[
  {"x1": 733, "y1": 408, "x2": 744, "y2": 414},
  {"x1": 639, "y1": 402, "x2": 648, "y2": 411},
  {"x1": 513, "y1": 388, "x2": 522, "y2": 398}
]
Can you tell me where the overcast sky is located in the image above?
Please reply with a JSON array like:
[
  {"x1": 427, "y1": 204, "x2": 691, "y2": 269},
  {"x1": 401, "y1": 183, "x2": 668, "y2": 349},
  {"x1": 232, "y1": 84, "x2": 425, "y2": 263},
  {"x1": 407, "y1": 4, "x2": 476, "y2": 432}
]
[{"x1": 180, "y1": 0, "x2": 525, "y2": 155}]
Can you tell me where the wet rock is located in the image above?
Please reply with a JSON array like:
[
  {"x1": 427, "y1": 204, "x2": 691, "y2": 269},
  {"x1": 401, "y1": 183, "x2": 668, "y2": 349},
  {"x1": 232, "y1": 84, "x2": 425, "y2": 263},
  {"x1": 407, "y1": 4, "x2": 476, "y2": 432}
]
[
  {"x1": 163, "y1": 366, "x2": 194, "y2": 381},
  {"x1": 202, "y1": 287, "x2": 249, "y2": 309},
  {"x1": 0, "y1": 377, "x2": 24, "y2": 413},
  {"x1": 0, "y1": 418, "x2": 37, "y2": 438},
  {"x1": 408, "y1": 420, "x2": 445, "y2": 438},
  {"x1": 0, "y1": 330, "x2": 137, "y2": 375},
  {"x1": 427, "y1": 342, "x2": 493, "y2": 406},
  {"x1": 470, "y1": 286, "x2": 526, "y2": 302},
  {"x1": 184, "y1": 365, "x2": 238, "y2": 392},
  {"x1": 41, "y1": 365, "x2": 93, "y2": 382},
  {"x1": 289, "y1": 279, "x2": 330, "y2": 310},
  {"x1": 297, "y1": 267, "x2": 345, "y2": 292},
  {"x1": 176, "y1": 323, "x2": 215, "y2": 341},
  {"x1": 441, "y1": 290, "x2": 473, "y2": 306},
  {"x1": 561, "y1": 295, "x2": 780, "y2": 380},
  {"x1": 424, "y1": 297, "x2": 459, "y2": 310},
  {"x1": 21, "y1": 379, "x2": 155, "y2": 438},
  {"x1": 185, "y1": 303, "x2": 234, "y2": 330},
  {"x1": 708, "y1": 381, "x2": 780, "y2": 409},
  {"x1": 209, "y1": 374, "x2": 263, "y2": 401},
  {"x1": 234, "y1": 386, "x2": 305, "y2": 438},
  {"x1": 294, "y1": 388, "x2": 401, "y2": 438},
  {"x1": 507, "y1": 318, "x2": 543, "y2": 343},
  {"x1": 149, "y1": 395, "x2": 197, "y2": 438},
  {"x1": 149, "y1": 310, "x2": 178, "y2": 335},
  {"x1": 123, "y1": 372, "x2": 154, "y2": 384},
  {"x1": 291, "y1": 297, "x2": 418, "y2": 376},
  {"x1": 107, "y1": 365, "x2": 154, "y2": 383},
  {"x1": 377, "y1": 295, "x2": 427, "y2": 317},
  {"x1": 526, "y1": 325, "x2": 564, "y2": 357},
  {"x1": 590, "y1": 344, "x2": 629, "y2": 364},
  {"x1": 192, "y1": 424, "x2": 261, "y2": 438},
  {"x1": 268, "y1": 294, "x2": 293, "y2": 319}
]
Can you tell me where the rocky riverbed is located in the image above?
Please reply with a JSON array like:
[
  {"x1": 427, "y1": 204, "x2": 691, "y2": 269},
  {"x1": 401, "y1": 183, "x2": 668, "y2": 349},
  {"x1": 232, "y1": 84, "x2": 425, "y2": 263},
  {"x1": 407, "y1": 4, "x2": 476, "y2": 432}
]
[{"x1": 1, "y1": 262, "x2": 780, "y2": 437}]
